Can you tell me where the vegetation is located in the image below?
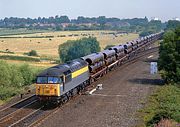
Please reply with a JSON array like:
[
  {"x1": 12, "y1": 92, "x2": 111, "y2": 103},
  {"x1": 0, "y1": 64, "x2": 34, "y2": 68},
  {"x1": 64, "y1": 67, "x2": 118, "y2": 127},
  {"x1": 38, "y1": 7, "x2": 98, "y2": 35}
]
[
  {"x1": 166, "y1": 20, "x2": 180, "y2": 30},
  {"x1": 0, "y1": 28, "x2": 48, "y2": 36},
  {"x1": 139, "y1": 20, "x2": 163, "y2": 37},
  {"x1": 58, "y1": 37, "x2": 100, "y2": 62},
  {"x1": 0, "y1": 60, "x2": 42, "y2": 101},
  {"x1": 139, "y1": 23, "x2": 180, "y2": 126},
  {"x1": 0, "y1": 55, "x2": 40, "y2": 62},
  {"x1": 0, "y1": 31, "x2": 138, "y2": 57},
  {"x1": 158, "y1": 27, "x2": 180, "y2": 84},
  {"x1": 0, "y1": 16, "x2": 165, "y2": 32},
  {"x1": 104, "y1": 44, "x2": 115, "y2": 50},
  {"x1": 140, "y1": 85, "x2": 180, "y2": 127},
  {"x1": 0, "y1": 50, "x2": 14, "y2": 54},
  {"x1": 27, "y1": 50, "x2": 38, "y2": 56}
]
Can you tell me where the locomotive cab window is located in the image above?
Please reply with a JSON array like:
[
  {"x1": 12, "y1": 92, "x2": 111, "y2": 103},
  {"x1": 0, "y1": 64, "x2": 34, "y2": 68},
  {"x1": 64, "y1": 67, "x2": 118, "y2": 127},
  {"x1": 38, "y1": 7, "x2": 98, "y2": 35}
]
[
  {"x1": 48, "y1": 77, "x2": 61, "y2": 84},
  {"x1": 37, "y1": 77, "x2": 63, "y2": 84},
  {"x1": 37, "y1": 77, "x2": 47, "y2": 84}
]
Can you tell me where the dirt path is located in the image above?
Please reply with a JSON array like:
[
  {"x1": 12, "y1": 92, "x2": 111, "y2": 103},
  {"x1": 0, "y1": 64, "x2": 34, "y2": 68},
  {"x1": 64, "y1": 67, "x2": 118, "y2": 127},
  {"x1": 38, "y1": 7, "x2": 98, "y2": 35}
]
[{"x1": 37, "y1": 51, "x2": 162, "y2": 127}]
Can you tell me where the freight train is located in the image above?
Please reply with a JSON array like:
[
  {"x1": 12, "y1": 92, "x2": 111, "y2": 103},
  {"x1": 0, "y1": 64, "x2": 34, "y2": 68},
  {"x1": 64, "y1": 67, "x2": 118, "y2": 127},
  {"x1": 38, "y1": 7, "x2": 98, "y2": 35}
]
[{"x1": 36, "y1": 32, "x2": 163, "y2": 103}]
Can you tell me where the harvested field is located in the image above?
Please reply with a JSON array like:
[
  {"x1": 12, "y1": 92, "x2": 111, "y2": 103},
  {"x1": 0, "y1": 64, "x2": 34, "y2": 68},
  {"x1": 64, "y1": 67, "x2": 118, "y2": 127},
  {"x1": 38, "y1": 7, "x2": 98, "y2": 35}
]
[{"x1": 0, "y1": 31, "x2": 138, "y2": 57}]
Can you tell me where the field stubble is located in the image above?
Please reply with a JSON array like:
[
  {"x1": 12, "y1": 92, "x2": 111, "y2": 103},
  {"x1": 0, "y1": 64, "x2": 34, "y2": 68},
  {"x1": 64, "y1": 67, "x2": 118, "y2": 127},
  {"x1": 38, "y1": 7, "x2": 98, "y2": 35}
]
[{"x1": 0, "y1": 31, "x2": 138, "y2": 57}]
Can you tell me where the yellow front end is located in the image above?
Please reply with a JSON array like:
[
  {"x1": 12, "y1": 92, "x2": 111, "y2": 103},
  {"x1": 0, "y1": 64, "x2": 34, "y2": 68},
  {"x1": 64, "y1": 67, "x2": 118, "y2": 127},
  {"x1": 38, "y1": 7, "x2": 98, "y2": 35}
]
[{"x1": 36, "y1": 84, "x2": 60, "y2": 96}]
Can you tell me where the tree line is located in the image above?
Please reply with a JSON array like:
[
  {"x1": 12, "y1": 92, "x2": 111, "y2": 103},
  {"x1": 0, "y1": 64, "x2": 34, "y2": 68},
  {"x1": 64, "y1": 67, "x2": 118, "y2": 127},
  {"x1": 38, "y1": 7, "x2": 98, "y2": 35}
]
[
  {"x1": 0, "y1": 16, "x2": 165, "y2": 33},
  {"x1": 158, "y1": 27, "x2": 180, "y2": 84},
  {"x1": 158, "y1": 22, "x2": 180, "y2": 84}
]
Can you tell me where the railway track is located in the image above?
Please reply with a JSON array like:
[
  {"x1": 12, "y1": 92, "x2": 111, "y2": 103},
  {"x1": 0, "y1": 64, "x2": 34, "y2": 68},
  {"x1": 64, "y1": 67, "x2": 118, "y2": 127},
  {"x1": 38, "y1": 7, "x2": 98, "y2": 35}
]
[
  {"x1": 124, "y1": 46, "x2": 159, "y2": 65},
  {"x1": 0, "y1": 95, "x2": 37, "y2": 119},
  {"x1": 8, "y1": 93, "x2": 81, "y2": 127},
  {"x1": 0, "y1": 99, "x2": 41, "y2": 127},
  {"x1": 0, "y1": 45, "x2": 159, "y2": 127},
  {"x1": 0, "y1": 94, "x2": 36, "y2": 112}
]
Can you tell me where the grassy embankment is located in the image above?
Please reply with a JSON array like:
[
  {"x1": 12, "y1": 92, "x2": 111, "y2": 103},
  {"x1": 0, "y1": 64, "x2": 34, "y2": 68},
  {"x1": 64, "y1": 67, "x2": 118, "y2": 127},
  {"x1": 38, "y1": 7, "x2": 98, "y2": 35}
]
[
  {"x1": 0, "y1": 60, "x2": 45, "y2": 105},
  {"x1": 139, "y1": 85, "x2": 180, "y2": 127}
]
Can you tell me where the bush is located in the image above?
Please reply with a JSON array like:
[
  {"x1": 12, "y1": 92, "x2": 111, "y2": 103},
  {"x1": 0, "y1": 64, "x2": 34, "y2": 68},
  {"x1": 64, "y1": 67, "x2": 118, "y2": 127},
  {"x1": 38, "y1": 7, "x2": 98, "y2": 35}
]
[
  {"x1": 158, "y1": 27, "x2": 180, "y2": 84},
  {"x1": 0, "y1": 61, "x2": 11, "y2": 87},
  {"x1": 104, "y1": 45, "x2": 115, "y2": 50},
  {"x1": 10, "y1": 65, "x2": 24, "y2": 87},
  {"x1": 140, "y1": 85, "x2": 180, "y2": 127},
  {"x1": 58, "y1": 37, "x2": 100, "y2": 62},
  {"x1": 28, "y1": 50, "x2": 38, "y2": 56},
  {"x1": 139, "y1": 30, "x2": 154, "y2": 37},
  {"x1": 19, "y1": 64, "x2": 34, "y2": 86},
  {"x1": 0, "y1": 55, "x2": 40, "y2": 62},
  {"x1": 0, "y1": 61, "x2": 42, "y2": 101},
  {"x1": 0, "y1": 86, "x2": 20, "y2": 100}
]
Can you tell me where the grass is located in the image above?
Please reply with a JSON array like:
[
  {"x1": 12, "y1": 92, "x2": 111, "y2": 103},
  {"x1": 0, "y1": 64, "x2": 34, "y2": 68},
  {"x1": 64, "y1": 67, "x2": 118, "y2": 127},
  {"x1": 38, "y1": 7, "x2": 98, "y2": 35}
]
[
  {"x1": 0, "y1": 86, "x2": 22, "y2": 101},
  {"x1": 4, "y1": 59, "x2": 56, "y2": 67},
  {"x1": 0, "y1": 30, "x2": 138, "y2": 67},
  {"x1": 0, "y1": 28, "x2": 48, "y2": 36},
  {"x1": 0, "y1": 55, "x2": 41, "y2": 62},
  {"x1": 138, "y1": 85, "x2": 180, "y2": 127},
  {"x1": 0, "y1": 51, "x2": 58, "y2": 67},
  {"x1": 0, "y1": 30, "x2": 138, "y2": 57}
]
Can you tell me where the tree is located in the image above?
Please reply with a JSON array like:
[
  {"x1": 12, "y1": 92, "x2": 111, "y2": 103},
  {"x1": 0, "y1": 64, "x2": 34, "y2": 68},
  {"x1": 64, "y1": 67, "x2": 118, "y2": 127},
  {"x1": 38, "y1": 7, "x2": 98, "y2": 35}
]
[
  {"x1": 28, "y1": 50, "x2": 38, "y2": 56},
  {"x1": 0, "y1": 61, "x2": 11, "y2": 87},
  {"x1": 19, "y1": 64, "x2": 34, "y2": 86},
  {"x1": 10, "y1": 65, "x2": 24, "y2": 87},
  {"x1": 139, "y1": 30, "x2": 154, "y2": 37},
  {"x1": 58, "y1": 37, "x2": 101, "y2": 62},
  {"x1": 158, "y1": 27, "x2": 180, "y2": 83},
  {"x1": 104, "y1": 45, "x2": 115, "y2": 50},
  {"x1": 140, "y1": 20, "x2": 163, "y2": 37},
  {"x1": 166, "y1": 20, "x2": 180, "y2": 30}
]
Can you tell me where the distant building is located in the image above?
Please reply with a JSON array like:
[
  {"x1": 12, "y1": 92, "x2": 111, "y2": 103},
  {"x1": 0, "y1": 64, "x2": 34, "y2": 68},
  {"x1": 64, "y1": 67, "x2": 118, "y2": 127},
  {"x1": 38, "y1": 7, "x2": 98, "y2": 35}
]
[
  {"x1": 172, "y1": 17, "x2": 180, "y2": 21},
  {"x1": 151, "y1": 17, "x2": 160, "y2": 21},
  {"x1": 61, "y1": 23, "x2": 71, "y2": 28}
]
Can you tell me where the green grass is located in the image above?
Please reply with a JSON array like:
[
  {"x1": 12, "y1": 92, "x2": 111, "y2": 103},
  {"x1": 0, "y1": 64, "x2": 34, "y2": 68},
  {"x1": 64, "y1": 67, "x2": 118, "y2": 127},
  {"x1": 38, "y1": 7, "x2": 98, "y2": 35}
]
[
  {"x1": 0, "y1": 35, "x2": 55, "y2": 38},
  {"x1": 0, "y1": 86, "x2": 22, "y2": 101},
  {"x1": 0, "y1": 50, "x2": 15, "y2": 54},
  {"x1": 139, "y1": 85, "x2": 180, "y2": 127},
  {"x1": 0, "y1": 55, "x2": 40, "y2": 62},
  {"x1": 0, "y1": 28, "x2": 49, "y2": 36}
]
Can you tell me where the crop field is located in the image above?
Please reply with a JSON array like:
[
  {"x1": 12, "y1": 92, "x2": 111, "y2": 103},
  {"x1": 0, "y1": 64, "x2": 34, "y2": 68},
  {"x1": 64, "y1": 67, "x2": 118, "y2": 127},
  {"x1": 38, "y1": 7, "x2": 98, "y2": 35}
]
[
  {"x1": 0, "y1": 28, "x2": 48, "y2": 36},
  {"x1": 0, "y1": 31, "x2": 138, "y2": 57}
]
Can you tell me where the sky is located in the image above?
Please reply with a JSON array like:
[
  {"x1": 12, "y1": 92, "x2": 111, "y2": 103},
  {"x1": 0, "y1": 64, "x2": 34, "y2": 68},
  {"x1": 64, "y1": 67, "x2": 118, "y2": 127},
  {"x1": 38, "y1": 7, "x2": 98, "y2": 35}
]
[{"x1": 0, "y1": 0, "x2": 179, "y2": 21}]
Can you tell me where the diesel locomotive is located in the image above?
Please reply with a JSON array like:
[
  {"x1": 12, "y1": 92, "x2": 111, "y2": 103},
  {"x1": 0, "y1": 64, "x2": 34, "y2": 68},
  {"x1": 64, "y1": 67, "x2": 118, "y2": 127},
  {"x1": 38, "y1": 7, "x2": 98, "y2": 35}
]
[{"x1": 36, "y1": 32, "x2": 163, "y2": 103}]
